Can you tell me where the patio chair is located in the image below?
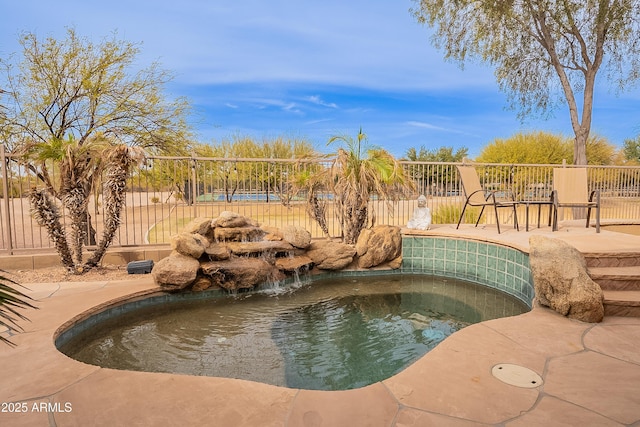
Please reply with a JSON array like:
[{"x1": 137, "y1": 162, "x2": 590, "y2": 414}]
[
  {"x1": 455, "y1": 165, "x2": 519, "y2": 234},
  {"x1": 550, "y1": 168, "x2": 600, "y2": 233}
]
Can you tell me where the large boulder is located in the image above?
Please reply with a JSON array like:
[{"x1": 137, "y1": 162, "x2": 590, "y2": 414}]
[
  {"x1": 171, "y1": 232, "x2": 209, "y2": 259},
  {"x1": 182, "y1": 217, "x2": 214, "y2": 240},
  {"x1": 355, "y1": 225, "x2": 402, "y2": 269},
  {"x1": 152, "y1": 253, "x2": 200, "y2": 290},
  {"x1": 226, "y1": 241, "x2": 293, "y2": 256},
  {"x1": 204, "y1": 243, "x2": 231, "y2": 261},
  {"x1": 276, "y1": 255, "x2": 314, "y2": 273},
  {"x1": 214, "y1": 226, "x2": 265, "y2": 242},
  {"x1": 529, "y1": 235, "x2": 604, "y2": 323},
  {"x1": 212, "y1": 211, "x2": 257, "y2": 228},
  {"x1": 200, "y1": 258, "x2": 283, "y2": 291},
  {"x1": 307, "y1": 241, "x2": 356, "y2": 270},
  {"x1": 281, "y1": 225, "x2": 312, "y2": 249}
]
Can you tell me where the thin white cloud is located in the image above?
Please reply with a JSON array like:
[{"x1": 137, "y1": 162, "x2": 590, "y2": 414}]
[
  {"x1": 0, "y1": 0, "x2": 498, "y2": 91},
  {"x1": 282, "y1": 103, "x2": 303, "y2": 115},
  {"x1": 406, "y1": 120, "x2": 478, "y2": 137},
  {"x1": 304, "y1": 118, "x2": 334, "y2": 125},
  {"x1": 406, "y1": 121, "x2": 448, "y2": 131},
  {"x1": 308, "y1": 96, "x2": 338, "y2": 109}
]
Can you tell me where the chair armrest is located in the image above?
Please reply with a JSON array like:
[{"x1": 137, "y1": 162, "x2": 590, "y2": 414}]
[
  {"x1": 467, "y1": 189, "x2": 485, "y2": 199},
  {"x1": 483, "y1": 190, "x2": 496, "y2": 203}
]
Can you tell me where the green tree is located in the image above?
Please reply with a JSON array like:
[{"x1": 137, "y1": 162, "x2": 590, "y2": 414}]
[
  {"x1": 302, "y1": 129, "x2": 414, "y2": 244},
  {"x1": 477, "y1": 131, "x2": 618, "y2": 165},
  {"x1": 0, "y1": 28, "x2": 191, "y2": 272},
  {"x1": 412, "y1": 1, "x2": 640, "y2": 166},
  {"x1": 622, "y1": 137, "x2": 640, "y2": 164},
  {"x1": 476, "y1": 132, "x2": 571, "y2": 164},
  {"x1": 0, "y1": 28, "x2": 191, "y2": 153},
  {"x1": 404, "y1": 145, "x2": 468, "y2": 162},
  {"x1": 404, "y1": 145, "x2": 469, "y2": 195},
  {"x1": 586, "y1": 135, "x2": 618, "y2": 166},
  {"x1": 259, "y1": 136, "x2": 319, "y2": 205},
  {"x1": 192, "y1": 136, "x2": 318, "y2": 204}
]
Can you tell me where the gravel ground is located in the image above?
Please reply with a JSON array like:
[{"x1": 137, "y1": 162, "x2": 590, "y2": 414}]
[{"x1": 5, "y1": 264, "x2": 134, "y2": 284}]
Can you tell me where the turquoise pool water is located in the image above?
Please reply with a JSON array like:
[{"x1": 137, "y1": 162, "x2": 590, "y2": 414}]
[{"x1": 57, "y1": 274, "x2": 528, "y2": 390}]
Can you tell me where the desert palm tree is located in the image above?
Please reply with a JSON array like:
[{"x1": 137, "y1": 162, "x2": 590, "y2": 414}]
[
  {"x1": 304, "y1": 129, "x2": 414, "y2": 244},
  {"x1": 27, "y1": 138, "x2": 145, "y2": 273},
  {"x1": 291, "y1": 167, "x2": 332, "y2": 239},
  {"x1": 85, "y1": 145, "x2": 145, "y2": 268},
  {"x1": 0, "y1": 271, "x2": 36, "y2": 347},
  {"x1": 26, "y1": 135, "x2": 107, "y2": 270}
]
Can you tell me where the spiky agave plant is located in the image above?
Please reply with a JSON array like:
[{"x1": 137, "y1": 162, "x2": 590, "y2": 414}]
[
  {"x1": 84, "y1": 145, "x2": 146, "y2": 269},
  {"x1": 0, "y1": 271, "x2": 37, "y2": 347}
]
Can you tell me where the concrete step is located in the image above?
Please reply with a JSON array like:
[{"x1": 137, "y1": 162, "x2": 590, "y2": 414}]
[
  {"x1": 603, "y1": 290, "x2": 640, "y2": 317},
  {"x1": 589, "y1": 266, "x2": 640, "y2": 291},
  {"x1": 584, "y1": 253, "x2": 640, "y2": 268},
  {"x1": 589, "y1": 263, "x2": 640, "y2": 318}
]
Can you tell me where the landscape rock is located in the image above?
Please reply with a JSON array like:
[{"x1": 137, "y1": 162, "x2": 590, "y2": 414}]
[
  {"x1": 153, "y1": 213, "x2": 403, "y2": 293},
  {"x1": 151, "y1": 253, "x2": 200, "y2": 290},
  {"x1": 281, "y1": 225, "x2": 312, "y2": 249},
  {"x1": 212, "y1": 211, "x2": 257, "y2": 228},
  {"x1": 171, "y1": 232, "x2": 209, "y2": 259},
  {"x1": 276, "y1": 255, "x2": 314, "y2": 273},
  {"x1": 356, "y1": 225, "x2": 402, "y2": 269},
  {"x1": 214, "y1": 226, "x2": 266, "y2": 242},
  {"x1": 201, "y1": 258, "x2": 282, "y2": 291},
  {"x1": 387, "y1": 255, "x2": 403, "y2": 270},
  {"x1": 182, "y1": 217, "x2": 214, "y2": 240},
  {"x1": 226, "y1": 241, "x2": 293, "y2": 256},
  {"x1": 307, "y1": 241, "x2": 356, "y2": 270},
  {"x1": 203, "y1": 243, "x2": 231, "y2": 260},
  {"x1": 191, "y1": 276, "x2": 218, "y2": 292},
  {"x1": 529, "y1": 235, "x2": 604, "y2": 323}
]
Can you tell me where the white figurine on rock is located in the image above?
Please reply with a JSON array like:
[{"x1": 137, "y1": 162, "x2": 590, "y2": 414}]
[{"x1": 407, "y1": 195, "x2": 431, "y2": 230}]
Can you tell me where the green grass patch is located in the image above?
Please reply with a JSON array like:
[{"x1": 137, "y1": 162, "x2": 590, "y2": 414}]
[{"x1": 147, "y1": 217, "x2": 194, "y2": 244}]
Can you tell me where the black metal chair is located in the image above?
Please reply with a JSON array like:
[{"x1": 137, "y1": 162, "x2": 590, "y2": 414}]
[{"x1": 456, "y1": 165, "x2": 519, "y2": 234}]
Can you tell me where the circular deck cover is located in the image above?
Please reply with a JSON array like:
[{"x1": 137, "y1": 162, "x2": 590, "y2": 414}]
[{"x1": 491, "y1": 363, "x2": 543, "y2": 388}]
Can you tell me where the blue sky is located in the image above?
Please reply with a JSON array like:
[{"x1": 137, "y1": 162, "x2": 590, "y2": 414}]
[{"x1": 2, "y1": 1, "x2": 639, "y2": 158}]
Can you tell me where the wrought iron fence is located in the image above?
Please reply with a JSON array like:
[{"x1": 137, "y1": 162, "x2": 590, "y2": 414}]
[{"x1": 1, "y1": 147, "x2": 639, "y2": 254}]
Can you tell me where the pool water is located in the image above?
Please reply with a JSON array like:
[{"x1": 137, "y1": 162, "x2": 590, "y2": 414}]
[{"x1": 58, "y1": 274, "x2": 528, "y2": 390}]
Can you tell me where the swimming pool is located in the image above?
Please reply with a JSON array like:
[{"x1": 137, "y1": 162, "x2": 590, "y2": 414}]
[{"x1": 56, "y1": 273, "x2": 528, "y2": 390}]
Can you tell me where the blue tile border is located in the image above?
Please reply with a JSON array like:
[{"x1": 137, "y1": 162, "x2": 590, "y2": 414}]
[
  {"x1": 57, "y1": 237, "x2": 534, "y2": 349},
  {"x1": 401, "y1": 236, "x2": 534, "y2": 308}
]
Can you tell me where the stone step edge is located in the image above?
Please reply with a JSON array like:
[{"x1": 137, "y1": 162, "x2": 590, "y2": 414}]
[
  {"x1": 589, "y1": 266, "x2": 640, "y2": 280},
  {"x1": 602, "y1": 290, "x2": 640, "y2": 307},
  {"x1": 584, "y1": 253, "x2": 640, "y2": 268}
]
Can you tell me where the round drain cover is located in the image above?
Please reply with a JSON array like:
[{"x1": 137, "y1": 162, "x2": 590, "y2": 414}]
[{"x1": 491, "y1": 363, "x2": 543, "y2": 388}]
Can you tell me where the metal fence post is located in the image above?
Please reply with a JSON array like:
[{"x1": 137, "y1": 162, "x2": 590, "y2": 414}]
[
  {"x1": 191, "y1": 155, "x2": 197, "y2": 219},
  {"x1": 1, "y1": 145, "x2": 14, "y2": 255}
]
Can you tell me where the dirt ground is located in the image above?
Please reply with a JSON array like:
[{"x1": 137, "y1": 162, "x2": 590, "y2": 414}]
[{"x1": 5, "y1": 264, "x2": 134, "y2": 285}]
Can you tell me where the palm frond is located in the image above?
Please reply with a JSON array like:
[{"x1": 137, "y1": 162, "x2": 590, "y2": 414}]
[{"x1": 0, "y1": 272, "x2": 37, "y2": 347}]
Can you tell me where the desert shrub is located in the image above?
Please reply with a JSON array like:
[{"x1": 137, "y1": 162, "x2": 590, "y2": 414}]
[{"x1": 432, "y1": 204, "x2": 480, "y2": 225}]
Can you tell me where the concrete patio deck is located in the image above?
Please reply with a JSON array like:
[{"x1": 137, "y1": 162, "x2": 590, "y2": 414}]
[{"x1": 1, "y1": 224, "x2": 640, "y2": 426}]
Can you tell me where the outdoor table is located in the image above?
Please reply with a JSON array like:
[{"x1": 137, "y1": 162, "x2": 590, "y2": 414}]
[{"x1": 520, "y1": 200, "x2": 553, "y2": 231}]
